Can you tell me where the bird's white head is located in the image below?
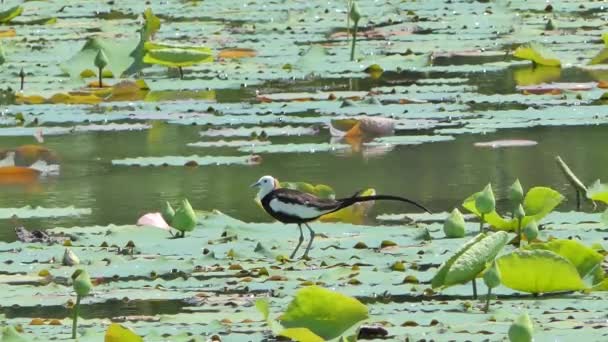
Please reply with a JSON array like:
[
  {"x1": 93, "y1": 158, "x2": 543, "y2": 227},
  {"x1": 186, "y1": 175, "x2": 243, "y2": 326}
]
[{"x1": 251, "y1": 175, "x2": 278, "y2": 199}]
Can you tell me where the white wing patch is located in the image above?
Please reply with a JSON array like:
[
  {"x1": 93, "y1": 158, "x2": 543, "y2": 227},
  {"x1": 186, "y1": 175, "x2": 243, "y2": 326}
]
[{"x1": 269, "y1": 199, "x2": 334, "y2": 219}]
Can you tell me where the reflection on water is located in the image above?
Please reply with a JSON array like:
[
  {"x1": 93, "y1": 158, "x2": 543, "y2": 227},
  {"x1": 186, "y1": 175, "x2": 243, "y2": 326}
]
[{"x1": 0, "y1": 123, "x2": 606, "y2": 242}]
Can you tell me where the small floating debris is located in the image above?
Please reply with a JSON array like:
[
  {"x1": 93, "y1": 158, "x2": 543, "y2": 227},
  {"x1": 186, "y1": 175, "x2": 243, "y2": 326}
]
[{"x1": 474, "y1": 139, "x2": 538, "y2": 148}]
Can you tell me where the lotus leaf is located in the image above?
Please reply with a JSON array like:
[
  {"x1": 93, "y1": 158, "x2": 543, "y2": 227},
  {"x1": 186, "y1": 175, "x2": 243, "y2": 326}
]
[
  {"x1": 278, "y1": 328, "x2": 324, "y2": 342},
  {"x1": 496, "y1": 250, "x2": 586, "y2": 293},
  {"x1": 171, "y1": 199, "x2": 197, "y2": 235},
  {"x1": 1, "y1": 326, "x2": 29, "y2": 342},
  {"x1": 143, "y1": 48, "x2": 213, "y2": 67},
  {"x1": 586, "y1": 180, "x2": 608, "y2": 203},
  {"x1": 104, "y1": 323, "x2": 143, "y2": 342},
  {"x1": 0, "y1": 6, "x2": 23, "y2": 24},
  {"x1": 432, "y1": 231, "x2": 508, "y2": 288},
  {"x1": 463, "y1": 187, "x2": 563, "y2": 231},
  {"x1": 280, "y1": 285, "x2": 368, "y2": 340},
  {"x1": 525, "y1": 239, "x2": 604, "y2": 280},
  {"x1": 508, "y1": 312, "x2": 533, "y2": 342},
  {"x1": 513, "y1": 45, "x2": 561, "y2": 67}
]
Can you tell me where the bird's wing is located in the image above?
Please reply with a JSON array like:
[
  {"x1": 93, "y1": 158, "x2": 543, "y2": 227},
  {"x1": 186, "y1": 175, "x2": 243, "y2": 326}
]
[{"x1": 272, "y1": 188, "x2": 339, "y2": 210}]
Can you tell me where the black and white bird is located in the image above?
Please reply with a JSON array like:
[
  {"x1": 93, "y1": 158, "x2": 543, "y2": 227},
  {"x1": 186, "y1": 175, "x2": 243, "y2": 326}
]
[{"x1": 251, "y1": 175, "x2": 431, "y2": 259}]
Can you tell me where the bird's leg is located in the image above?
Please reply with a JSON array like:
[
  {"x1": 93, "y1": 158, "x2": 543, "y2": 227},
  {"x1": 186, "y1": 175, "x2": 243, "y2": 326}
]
[
  {"x1": 301, "y1": 223, "x2": 316, "y2": 259},
  {"x1": 289, "y1": 224, "x2": 305, "y2": 259}
]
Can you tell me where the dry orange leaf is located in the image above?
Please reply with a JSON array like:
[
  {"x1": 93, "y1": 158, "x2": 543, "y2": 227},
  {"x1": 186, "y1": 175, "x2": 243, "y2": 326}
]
[
  {"x1": 218, "y1": 48, "x2": 257, "y2": 59},
  {"x1": 0, "y1": 166, "x2": 40, "y2": 184},
  {"x1": 0, "y1": 28, "x2": 16, "y2": 38}
]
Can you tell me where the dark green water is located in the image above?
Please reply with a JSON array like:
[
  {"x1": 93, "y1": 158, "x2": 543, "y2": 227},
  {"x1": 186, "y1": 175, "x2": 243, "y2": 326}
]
[{"x1": 0, "y1": 121, "x2": 603, "y2": 242}]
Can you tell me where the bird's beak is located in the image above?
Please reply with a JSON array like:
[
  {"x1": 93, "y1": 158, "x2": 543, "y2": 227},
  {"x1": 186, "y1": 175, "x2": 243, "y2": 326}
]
[{"x1": 250, "y1": 181, "x2": 261, "y2": 188}]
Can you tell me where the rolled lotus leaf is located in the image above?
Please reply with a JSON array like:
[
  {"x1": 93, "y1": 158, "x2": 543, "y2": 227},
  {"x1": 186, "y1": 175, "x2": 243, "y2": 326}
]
[
  {"x1": 72, "y1": 269, "x2": 93, "y2": 297},
  {"x1": 143, "y1": 48, "x2": 213, "y2": 67},
  {"x1": 443, "y1": 208, "x2": 465, "y2": 238},
  {"x1": 161, "y1": 201, "x2": 175, "y2": 223},
  {"x1": 171, "y1": 199, "x2": 197, "y2": 232},
  {"x1": 475, "y1": 184, "x2": 495, "y2": 214},
  {"x1": 508, "y1": 312, "x2": 533, "y2": 342}
]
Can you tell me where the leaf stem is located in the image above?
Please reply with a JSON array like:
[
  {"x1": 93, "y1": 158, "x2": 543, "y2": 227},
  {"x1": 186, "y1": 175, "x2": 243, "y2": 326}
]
[
  {"x1": 178, "y1": 66, "x2": 184, "y2": 79},
  {"x1": 484, "y1": 287, "x2": 491, "y2": 313},
  {"x1": 479, "y1": 213, "x2": 485, "y2": 232},
  {"x1": 517, "y1": 217, "x2": 522, "y2": 247},
  {"x1": 98, "y1": 67, "x2": 103, "y2": 88},
  {"x1": 472, "y1": 278, "x2": 478, "y2": 299},
  {"x1": 350, "y1": 21, "x2": 358, "y2": 61},
  {"x1": 72, "y1": 294, "x2": 81, "y2": 339}
]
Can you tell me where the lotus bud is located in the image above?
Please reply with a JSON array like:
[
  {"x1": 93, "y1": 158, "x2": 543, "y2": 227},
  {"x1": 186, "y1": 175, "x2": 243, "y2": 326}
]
[
  {"x1": 508, "y1": 312, "x2": 533, "y2": 342},
  {"x1": 171, "y1": 198, "x2": 197, "y2": 236},
  {"x1": 349, "y1": 1, "x2": 361, "y2": 23},
  {"x1": 62, "y1": 248, "x2": 80, "y2": 266},
  {"x1": 514, "y1": 204, "x2": 526, "y2": 220},
  {"x1": 475, "y1": 184, "x2": 495, "y2": 214},
  {"x1": 483, "y1": 264, "x2": 500, "y2": 289},
  {"x1": 508, "y1": 179, "x2": 524, "y2": 206},
  {"x1": 94, "y1": 49, "x2": 109, "y2": 70},
  {"x1": 161, "y1": 201, "x2": 175, "y2": 223},
  {"x1": 523, "y1": 221, "x2": 538, "y2": 242},
  {"x1": 443, "y1": 208, "x2": 465, "y2": 238},
  {"x1": 71, "y1": 269, "x2": 93, "y2": 297}
]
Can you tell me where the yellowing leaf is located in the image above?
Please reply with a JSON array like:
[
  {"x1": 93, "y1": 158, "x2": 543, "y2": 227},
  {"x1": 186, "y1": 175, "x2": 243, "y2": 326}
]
[
  {"x1": 15, "y1": 94, "x2": 46, "y2": 105},
  {"x1": 143, "y1": 48, "x2": 213, "y2": 67},
  {"x1": 218, "y1": 48, "x2": 257, "y2": 59},
  {"x1": 496, "y1": 250, "x2": 586, "y2": 293},
  {"x1": 104, "y1": 323, "x2": 143, "y2": 342},
  {"x1": 0, "y1": 28, "x2": 16, "y2": 38},
  {"x1": 144, "y1": 41, "x2": 212, "y2": 54},
  {"x1": 49, "y1": 93, "x2": 102, "y2": 105},
  {"x1": 280, "y1": 286, "x2": 368, "y2": 340},
  {"x1": 513, "y1": 45, "x2": 561, "y2": 67},
  {"x1": 320, "y1": 188, "x2": 375, "y2": 224},
  {"x1": 513, "y1": 65, "x2": 561, "y2": 86},
  {"x1": 279, "y1": 328, "x2": 324, "y2": 342},
  {"x1": 525, "y1": 239, "x2": 604, "y2": 279}
]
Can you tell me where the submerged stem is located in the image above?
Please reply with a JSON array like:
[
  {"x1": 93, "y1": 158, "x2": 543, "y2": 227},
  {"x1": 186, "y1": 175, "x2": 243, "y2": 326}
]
[
  {"x1": 350, "y1": 21, "x2": 358, "y2": 61},
  {"x1": 472, "y1": 278, "x2": 478, "y2": 299},
  {"x1": 72, "y1": 295, "x2": 81, "y2": 339}
]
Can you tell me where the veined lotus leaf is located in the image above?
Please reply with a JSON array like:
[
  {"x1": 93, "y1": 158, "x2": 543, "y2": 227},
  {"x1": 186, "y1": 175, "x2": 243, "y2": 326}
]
[
  {"x1": 513, "y1": 45, "x2": 561, "y2": 67},
  {"x1": 278, "y1": 328, "x2": 324, "y2": 342},
  {"x1": 496, "y1": 250, "x2": 586, "y2": 293},
  {"x1": 280, "y1": 285, "x2": 368, "y2": 340},
  {"x1": 104, "y1": 323, "x2": 143, "y2": 342},
  {"x1": 463, "y1": 187, "x2": 563, "y2": 231},
  {"x1": 143, "y1": 48, "x2": 213, "y2": 68},
  {"x1": 524, "y1": 239, "x2": 604, "y2": 281},
  {"x1": 441, "y1": 231, "x2": 508, "y2": 287},
  {"x1": 432, "y1": 233, "x2": 486, "y2": 288},
  {"x1": 586, "y1": 180, "x2": 608, "y2": 203},
  {"x1": 0, "y1": 6, "x2": 23, "y2": 24}
]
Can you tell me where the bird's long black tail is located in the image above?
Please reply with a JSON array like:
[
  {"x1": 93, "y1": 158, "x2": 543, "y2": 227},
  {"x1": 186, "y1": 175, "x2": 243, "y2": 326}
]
[{"x1": 336, "y1": 194, "x2": 431, "y2": 213}]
